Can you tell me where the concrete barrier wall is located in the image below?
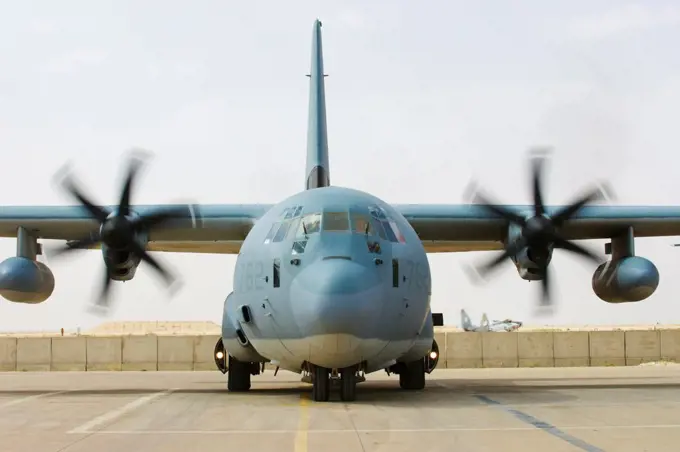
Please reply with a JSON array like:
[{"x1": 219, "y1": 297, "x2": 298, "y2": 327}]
[{"x1": 0, "y1": 328, "x2": 679, "y2": 371}]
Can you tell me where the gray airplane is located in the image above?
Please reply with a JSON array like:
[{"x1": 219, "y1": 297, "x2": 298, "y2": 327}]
[{"x1": 0, "y1": 19, "x2": 675, "y2": 402}]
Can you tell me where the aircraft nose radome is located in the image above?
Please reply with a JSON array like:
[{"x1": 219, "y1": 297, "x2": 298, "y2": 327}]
[{"x1": 291, "y1": 258, "x2": 383, "y2": 336}]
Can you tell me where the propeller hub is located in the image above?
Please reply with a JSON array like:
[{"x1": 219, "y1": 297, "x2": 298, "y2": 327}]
[
  {"x1": 100, "y1": 216, "x2": 136, "y2": 250},
  {"x1": 523, "y1": 215, "x2": 555, "y2": 243}
]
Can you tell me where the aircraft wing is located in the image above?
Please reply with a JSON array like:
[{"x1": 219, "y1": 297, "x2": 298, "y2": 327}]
[
  {"x1": 0, "y1": 204, "x2": 273, "y2": 254},
  {"x1": 395, "y1": 204, "x2": 680, "y2": 253}
]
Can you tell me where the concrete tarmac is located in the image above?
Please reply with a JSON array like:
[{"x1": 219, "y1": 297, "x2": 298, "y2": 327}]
[{"x1": 1, "y1": 366, "x2": 680, "y2": 451}]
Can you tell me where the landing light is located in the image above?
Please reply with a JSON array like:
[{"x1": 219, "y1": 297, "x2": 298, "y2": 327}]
[
  {"x1": 216, "y1": 351, "x2": 224, "y2": 360},
  {"x1": 429, "y1": 351, "x2": 438, "y2": 360}
]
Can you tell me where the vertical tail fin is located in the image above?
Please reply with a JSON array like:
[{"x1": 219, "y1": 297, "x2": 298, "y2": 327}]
[
  {"x1": 305, "y1": 19, "x2": 330, "y2": 190},
  {"x1": 480, "y1": 313, "x2": 490, "y2": 332},
  {"x1": 460, "y1": 309, "x2": 473, "y2": 331}
]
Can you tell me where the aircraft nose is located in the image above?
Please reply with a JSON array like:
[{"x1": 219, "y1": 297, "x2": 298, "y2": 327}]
[{"x1": 291, "y1": 257, "x2": 383, "y2": 336}]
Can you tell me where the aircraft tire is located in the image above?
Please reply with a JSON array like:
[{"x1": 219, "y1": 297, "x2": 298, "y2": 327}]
[
  {"x1": 399, "y1": 358, "x2": 426, "y2": 390},
  {"x1": 312, "y1": 366, "x2": 330, "y2": 402},
  {"x1": 227, "y1": 355, "x2": 251, "y2": 392},
  {"x1": 340, "y1": 368, "x2": 357, "y2": 401}
]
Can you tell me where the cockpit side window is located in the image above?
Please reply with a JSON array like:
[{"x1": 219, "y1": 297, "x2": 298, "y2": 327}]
[
  {"x1": 381, "y1": 220, "x2": 398, "y2": 242},
  {"x1": 322, "y1": 211, "x2": 349, "y2": 231},
  {"x1": 282, "y1": 205, "x2": 304, "y2": 220},
  {"x1": 287, "y1": 217, "x2": 301, "y2": 239},
  {"x1": 388, "y1": 220, "x2": 406, "y2": 243},
  {"x1": 292, "y1": 240, "x2": 307, "y2": 254},
  {"x1": 263, "y1": 222, "x2": 280, "y2": 244},
  {"x1": 370, "y1": 217, "x2": 387, "y2": 240},
  {"x1": 368, "y1": 205, "x2": 406, "y2": 243},
  {"x1": 272, "y1": 221, "x2": 290, "y2": 242}
]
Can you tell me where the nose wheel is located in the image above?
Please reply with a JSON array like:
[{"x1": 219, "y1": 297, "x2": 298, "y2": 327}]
[
  {"x1": 312, "y1": 366, "x2": 330, "y2": 401},
  {"x1": 340, "y1": 367, "x2": 357, "y2": 401},
  {"x1": 310, "y1": 365, "x2": 359, "y2": 402}
]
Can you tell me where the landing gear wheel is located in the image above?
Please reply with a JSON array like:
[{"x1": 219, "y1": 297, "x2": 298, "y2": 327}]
[
  {"x1": 399, "y1": 358, "x2": 426, "y2": 390},
  {"x1": 312, "y1": 366, "x2": 330, "y2": 402},
  {"x1": 340, "y1": 368, "x2": 357, "y2": 401},
  {"x1": 227, "y1": 355, "x2": 251, "y2": 392}
]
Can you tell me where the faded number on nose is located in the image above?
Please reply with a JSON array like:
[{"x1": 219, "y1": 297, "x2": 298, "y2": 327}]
[
  {"x1": 242, "y1": 261, "x2": 265, "y2": 291},
  {"x1": 403, "y1": 259, "x2": 429, "y2": 289}
]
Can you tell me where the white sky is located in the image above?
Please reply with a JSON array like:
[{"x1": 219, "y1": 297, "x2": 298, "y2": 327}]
[{"x1": 1, "y1": 0, "x2": 680, "y2": 332}]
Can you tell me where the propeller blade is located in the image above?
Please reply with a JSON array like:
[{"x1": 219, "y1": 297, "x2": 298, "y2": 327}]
[
  {"x1": 550, "y1": 187, "x2": 607, "y2": 226},
  {"x1": 531, "y1": 156, "x2": 546, "y2": 217},
  {"x1": 475, "y1": 236, "x2": 528, "y2": 278},
  {"x1": 117, "y1": 155, "x2": 146, "y2": 217},
  {"x1": 464, "y1": 184, "x2": 528, "y2": 226},
  {"x1": 95, "y1": 266, "x2": 114, "y2": 311},
  {"x1": 539, "y1": 265, "x2": 551, "y2": 306},
  {"x1": 552, "y1": 236, "x2": 602, "y2": 263},
  {"x1": 61, "y1": 178, "x2": 110, "y2": 222},
  {"x1": 128, "y1": 240, "x2": 176, "y2": 287}
]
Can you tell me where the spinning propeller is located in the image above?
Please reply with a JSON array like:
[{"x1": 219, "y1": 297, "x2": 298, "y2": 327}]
[
  {"x1": 464, "y1": 148, "x2": 613, "y2": 311},
  {"x1": 49, "y1": 150, "x2": 198, "y2": 313}
]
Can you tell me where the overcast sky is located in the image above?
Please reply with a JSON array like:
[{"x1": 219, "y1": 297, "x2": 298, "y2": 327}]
[{"x1": 1, "y1": 0, "x2": 680, "y2": 332}]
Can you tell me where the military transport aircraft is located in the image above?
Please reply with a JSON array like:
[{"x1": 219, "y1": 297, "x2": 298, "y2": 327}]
[
  {"x1": 460, "y1": 309, "x2": 523, "y2": 332},
  {"x1": 0, "y1": 19, "x2": 674, "y2": 402}
]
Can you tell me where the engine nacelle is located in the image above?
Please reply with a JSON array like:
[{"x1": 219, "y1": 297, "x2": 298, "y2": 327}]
[
  {"x1": 101, "y1": 243, "x2": 141, "y2": 281},
  {"x1": 506, "y1": 224, "x2": 553, "y2": 281},
  {"x1": 512, "y1": 247, "x2": 552, "y2": 281},
  {"x1": 0, "y1": 257, "x2": 55, "y2": 303},
  {"x1": 592, "y1": 256, "x2": 660, "y2": 303}
]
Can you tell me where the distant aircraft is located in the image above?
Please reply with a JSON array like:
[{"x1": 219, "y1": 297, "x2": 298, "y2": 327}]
[
  {"x1": 460, "y1": 309, "x2": 522, "y2": 332},
  {"x1": 0, "y1": 19, "x2": 671, "y2": 402}
]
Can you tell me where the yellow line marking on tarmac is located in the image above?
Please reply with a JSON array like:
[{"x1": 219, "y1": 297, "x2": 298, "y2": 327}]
[{"x1": 294, "y1": 392, "x2": 310, "y2": 452}]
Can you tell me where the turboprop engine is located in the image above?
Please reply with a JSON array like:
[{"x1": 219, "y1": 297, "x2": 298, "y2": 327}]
[
  {"x1": 464, "y1": 149, "x2": 611, "y2": 310},
  {"x1": 44, "y1": 150, "x2": 198, "y2": 311},
  {"x1": 592, "y1": 257, "x2": 659, "y2": 303}
]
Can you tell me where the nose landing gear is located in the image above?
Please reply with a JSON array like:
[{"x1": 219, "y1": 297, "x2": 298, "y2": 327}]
[{"x1": 305, "y1": 364, "x2": 364, "y2": 402}]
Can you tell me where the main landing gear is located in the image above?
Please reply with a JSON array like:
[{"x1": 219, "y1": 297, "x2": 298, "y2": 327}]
[
  {"x1": 227, "y1": 355, "x2": 261, "y2": 392},
  {"x1": 398, "y1": 358, "x2": 426, "y2": 390},
  {"x1": 386, "y1": 358, "x2": 427, "y2": 390},
  {"x1": 309, "y1": 365, "x2": 361, "y2": 402}
]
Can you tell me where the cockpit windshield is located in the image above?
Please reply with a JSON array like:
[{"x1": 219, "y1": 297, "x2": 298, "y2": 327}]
[
  {"x1": 297, "y1": 213, "x2": 321, "y2": 236},
  {"x1": 352, "y1": 213, "x2": 371, "y2": 234},
  {"x1": 322, "y1": 211, "x2": 350, "y2": 231}
]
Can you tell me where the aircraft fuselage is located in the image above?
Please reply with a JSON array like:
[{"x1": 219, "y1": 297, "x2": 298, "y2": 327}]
[{"x1": 221, "y1": 186, "x2": 434, "y2": 374}]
